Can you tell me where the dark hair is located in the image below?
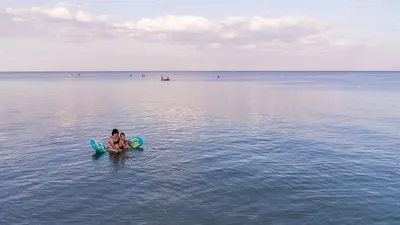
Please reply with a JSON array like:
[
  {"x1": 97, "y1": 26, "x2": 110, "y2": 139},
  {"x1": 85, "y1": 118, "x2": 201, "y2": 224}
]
[
  {"x1": 112, "y1": 129, "x2": 119, "y2": 135},
  {"x1": 120, "y1": 132, "x2": 125, "y2": 137}
]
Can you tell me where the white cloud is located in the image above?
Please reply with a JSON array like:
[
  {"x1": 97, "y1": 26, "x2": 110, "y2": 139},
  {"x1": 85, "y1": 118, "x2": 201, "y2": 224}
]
[
  {"x1": 114, "y1": 14, "x2": 347, "y2": 50},
  {"x1": 3, "y1": 2, "x2": 112, "y2": 41},
  {"x1": 11, "y1": 17, "x2": 24, "y2": 22},
  {"x1": 5, "y1": 2, "x2": 107, "y2": 22},
  {"x1": 208, "y1": 42, "x2": 221, "y2": 49},
  {"x1": 2, "y1": 2, "x2": 348, "y2": 50}
]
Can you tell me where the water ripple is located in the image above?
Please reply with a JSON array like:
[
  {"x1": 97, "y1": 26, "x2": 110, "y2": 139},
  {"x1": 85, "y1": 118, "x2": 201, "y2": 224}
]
[{"x1": 1, "y1": 72, "x2": 400, "y2": 224}]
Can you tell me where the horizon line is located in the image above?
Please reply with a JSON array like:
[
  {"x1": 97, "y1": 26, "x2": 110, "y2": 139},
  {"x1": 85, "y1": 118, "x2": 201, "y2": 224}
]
[{"x1": 1, "y1": 70, "x2": 400, "y2": 73}]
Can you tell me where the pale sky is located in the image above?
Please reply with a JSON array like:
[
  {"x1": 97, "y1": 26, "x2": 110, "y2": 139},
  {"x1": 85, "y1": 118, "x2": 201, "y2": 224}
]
[{"x1": 0, "y1": 0, "x2": 399, "y2": 71}]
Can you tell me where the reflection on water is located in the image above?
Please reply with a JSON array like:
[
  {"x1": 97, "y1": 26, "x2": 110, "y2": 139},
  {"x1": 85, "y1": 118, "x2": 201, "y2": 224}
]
[
  {"x1": 108, "y1": 153, "x2": 127, "y2": 171},
  {"x1": 1, "y1": 72, "x2": 400, "y2": 225},
  {"x1": 92, "y1": 148, "x2": 145, "y2": 171},
  {"x1": 92, "y1": 152, "x2": 105, "y2": 161}
]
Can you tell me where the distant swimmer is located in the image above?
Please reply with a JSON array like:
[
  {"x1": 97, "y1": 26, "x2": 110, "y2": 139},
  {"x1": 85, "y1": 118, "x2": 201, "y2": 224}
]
[
  {"x1": 217, "y1": 76, "x2": 220, "y2": 78},
  {"x1": 130, "y1": 74, "x2": 132, "y2": 77}
]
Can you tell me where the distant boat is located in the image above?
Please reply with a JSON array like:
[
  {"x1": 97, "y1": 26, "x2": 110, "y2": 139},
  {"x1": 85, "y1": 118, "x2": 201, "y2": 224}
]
[{"x1": 161, "y1": 75, "x2": 170, "y2": 81}]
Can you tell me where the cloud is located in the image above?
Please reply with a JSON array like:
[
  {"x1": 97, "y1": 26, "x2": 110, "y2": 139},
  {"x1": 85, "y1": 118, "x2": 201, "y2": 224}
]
[
  {"x1": 2, "y1": 2, "x2": 348, "y2": 49},
  {"x1": 3, "y1": 2, "x2": 113, "y2": 41},
  {"x1": 5, "y1": 2, "x2": 108, "y2": 22},
  {"x1": 113, "y1": 15, "x2": 347, "y2": 50}
]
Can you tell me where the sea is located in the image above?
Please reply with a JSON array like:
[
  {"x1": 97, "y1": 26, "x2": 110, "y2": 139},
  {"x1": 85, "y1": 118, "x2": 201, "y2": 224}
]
[{"x1": 0, "y1": 71, "x2": 399, "y2": 225}]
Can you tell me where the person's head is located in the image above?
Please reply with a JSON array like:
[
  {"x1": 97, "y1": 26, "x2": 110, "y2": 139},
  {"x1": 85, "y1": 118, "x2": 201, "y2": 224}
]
[
  {"x1": 120, "y1": 133, "x2": 126, "y2": 141},
  {"x1": 112, "y1": 129, "x2": 119, "y2": 137}
]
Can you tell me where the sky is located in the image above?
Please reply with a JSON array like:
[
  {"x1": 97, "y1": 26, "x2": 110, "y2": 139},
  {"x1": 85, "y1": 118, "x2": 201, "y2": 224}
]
[{"x1": 0, "y1": 0, "x2": 399, "y2": 71}]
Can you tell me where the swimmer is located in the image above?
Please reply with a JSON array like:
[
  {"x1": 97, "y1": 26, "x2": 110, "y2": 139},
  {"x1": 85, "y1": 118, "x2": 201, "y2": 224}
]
[
  {"x1": 107, "y1": 129, "x2": 121, "y2": 153},
  {"x1": 119, "y1": 133, "x2": 130, "y2": 150}
]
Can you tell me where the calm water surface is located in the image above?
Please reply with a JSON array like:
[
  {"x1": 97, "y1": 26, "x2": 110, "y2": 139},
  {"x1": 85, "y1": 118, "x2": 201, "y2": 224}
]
[{"x1": 1, "y1": 71, "x2": 400, "y2": 225}]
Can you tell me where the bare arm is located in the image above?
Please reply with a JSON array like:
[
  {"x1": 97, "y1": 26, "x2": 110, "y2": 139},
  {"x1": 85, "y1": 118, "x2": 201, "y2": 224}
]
[
  {"x1": 119, "y1": 140, "x2": 126, "y2": 150},
  {"x1": 108, "y1": 137, "x2": 120, "y2": 152}
]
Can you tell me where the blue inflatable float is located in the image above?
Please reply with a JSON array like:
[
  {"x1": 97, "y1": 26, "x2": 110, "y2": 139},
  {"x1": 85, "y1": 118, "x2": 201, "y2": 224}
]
[{"x1": 90, "y1": 136, "x2": 144, "y2": 153}]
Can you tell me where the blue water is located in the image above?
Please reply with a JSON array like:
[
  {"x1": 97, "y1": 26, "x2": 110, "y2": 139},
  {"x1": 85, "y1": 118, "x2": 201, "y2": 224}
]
[{"x1": 1, "y1": 71, "x2": 400, "y2": 224}]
